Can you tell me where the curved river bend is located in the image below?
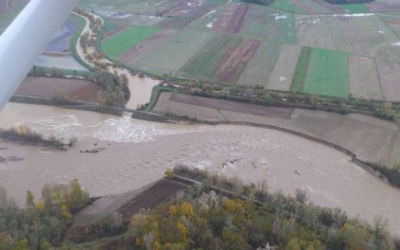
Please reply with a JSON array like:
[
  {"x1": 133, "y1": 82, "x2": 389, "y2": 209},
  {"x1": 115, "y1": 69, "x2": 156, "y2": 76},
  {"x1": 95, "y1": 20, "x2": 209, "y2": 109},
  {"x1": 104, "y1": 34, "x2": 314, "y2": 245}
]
[{"x1": 1, "y1": 103, "x2": 400, "y2": 237}]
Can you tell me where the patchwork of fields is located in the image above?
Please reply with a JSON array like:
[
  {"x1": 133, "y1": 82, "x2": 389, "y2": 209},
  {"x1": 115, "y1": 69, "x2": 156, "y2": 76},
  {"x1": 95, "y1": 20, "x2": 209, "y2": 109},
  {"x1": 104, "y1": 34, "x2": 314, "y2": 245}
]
[
  {"x1": 3, "y1": 0, "x2": 400, "y2": 100},
  {"x1": 77, "y1": 0, "x2": 400, "y2": 101}
]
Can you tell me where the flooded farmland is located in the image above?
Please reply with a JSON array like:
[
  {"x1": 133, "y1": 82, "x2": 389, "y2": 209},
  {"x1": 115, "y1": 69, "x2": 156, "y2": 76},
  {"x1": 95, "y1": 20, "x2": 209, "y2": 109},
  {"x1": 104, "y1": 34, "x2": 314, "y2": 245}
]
[{"x1": 1, "y1": 102, "x2": 400, "y2": 237}]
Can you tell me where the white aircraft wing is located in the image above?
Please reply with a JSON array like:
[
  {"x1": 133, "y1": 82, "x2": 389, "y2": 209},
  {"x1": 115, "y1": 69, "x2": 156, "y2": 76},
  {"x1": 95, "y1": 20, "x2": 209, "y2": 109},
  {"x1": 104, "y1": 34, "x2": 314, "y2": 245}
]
[{"x1": 0, "y1": 0, "x2": 78, "y2": 110}]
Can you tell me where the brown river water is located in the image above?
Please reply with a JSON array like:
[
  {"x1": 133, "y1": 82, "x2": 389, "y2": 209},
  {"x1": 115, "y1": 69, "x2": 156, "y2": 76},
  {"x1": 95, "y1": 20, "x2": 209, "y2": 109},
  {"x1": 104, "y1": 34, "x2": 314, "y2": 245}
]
[{"x1": 1, "y1": 102, "x2": 400, "y2": 237}]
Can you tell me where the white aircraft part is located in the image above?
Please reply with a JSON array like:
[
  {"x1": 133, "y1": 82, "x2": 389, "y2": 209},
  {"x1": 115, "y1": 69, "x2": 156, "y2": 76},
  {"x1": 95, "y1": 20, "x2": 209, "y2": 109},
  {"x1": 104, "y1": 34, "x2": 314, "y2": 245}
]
[{"x1": 0, "y1": 0, "x2": 78, "y2": 110}]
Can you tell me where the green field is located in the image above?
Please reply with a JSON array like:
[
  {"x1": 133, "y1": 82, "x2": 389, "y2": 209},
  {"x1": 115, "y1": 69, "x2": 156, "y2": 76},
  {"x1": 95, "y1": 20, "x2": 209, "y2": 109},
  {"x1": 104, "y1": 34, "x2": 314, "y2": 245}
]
[
  {"x1": 270, "y1": 0, "x2": 339, "y2": 14},
  {"x1": 135, "y1": 30, "x2": 215, "y2": 76},
  {"x1": 338, "y1": 3, "x2": 370, "y2": 13},
  {"x1": 303, "y1": 48, "x2": 349, "y2": 97},
  {"x1": 179, "y1": 33, "x2": 244, "y2": 81},
  {"x1": 102, "y1": 26, "x2": 160, "y2": 59},
  {"x1": 238, "y1": 42, "x2": 282, "y2": 87},
  {"x1": 242, "y1": 6, "x2": 297, "y2": 44},
  {"x1": 354, "y1": 15, "x2": 400, "y2": 62},
  {"x1": 269, "y1": 0, "x2": 308, "y2": 14},
  {"x1": 291, "y1": 47, "x2": 312, "y2": 92}
]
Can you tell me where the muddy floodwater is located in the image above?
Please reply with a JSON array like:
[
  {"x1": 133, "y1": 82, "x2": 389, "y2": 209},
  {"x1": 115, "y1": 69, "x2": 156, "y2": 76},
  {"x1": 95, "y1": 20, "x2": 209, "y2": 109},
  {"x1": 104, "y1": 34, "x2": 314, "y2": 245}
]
[
  {"x1": 125, "y1": 74, "x2": 159, "y2": 109},
  {"x1": 1, "y1": 103, "x2": 400, "y2": 237}
]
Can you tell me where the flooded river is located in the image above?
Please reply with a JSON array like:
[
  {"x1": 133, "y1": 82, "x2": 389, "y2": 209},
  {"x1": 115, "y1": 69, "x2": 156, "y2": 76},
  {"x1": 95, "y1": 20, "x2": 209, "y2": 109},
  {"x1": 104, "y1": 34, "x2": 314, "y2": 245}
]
[{"x1": 1, "y1": 102, "x2": 400, "y2": 237}]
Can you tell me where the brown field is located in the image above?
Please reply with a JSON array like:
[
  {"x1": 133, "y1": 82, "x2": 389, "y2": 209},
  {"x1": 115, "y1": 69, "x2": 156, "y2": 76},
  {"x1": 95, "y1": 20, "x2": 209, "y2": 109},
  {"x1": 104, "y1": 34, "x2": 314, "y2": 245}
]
[
  {"x1": 376, "y1": 60, "x2": 400, "y2": 102},
  {"x1": 335, "y1": 16, "x2": 371, "y2": 56},
  {"x1": 290, "y1": 0, "x2": 317, "y2": 14},
  {"x1": 296, "y1": 16, "x2": 336, "y2": 50},
  {"x1": 158, "y1": 17, "x2": 194, "y2": 29},
  {"x1": 348, "y1": 56, "x2": 382, "y2": 100},
  {"x1": 282, "y1": 109, "x2": 343, "y2": 138},
  {"x1": 118, "y1": 29, "x2": 178, "y2": 65},
  {"x1": 367, "y1": 2, "x2": 400, "y2": 12},
  {"x1": 216, "y1": 39, "x2": 261, "y2": 84},
  {"x1": 154, "y1": 92, "x2": 294, "y2": 121},
  {"x1": 311, "y1": 0, "x2": 344, "y2": 13},
  {"x1": 169, "y1": 92, "x2": 294, "y2": 119},
  {"x1": 153, "y1": 92, "x2": 400, "y2": 167},
  {"x1": 15, "y1": 77, "x2": 103, "y2": 102},
  {"x1": 103, "y1": 24, "x2": 127, "y2": 39},
  {"x1": 267, "y1": 44, "x2": 302, "y2": 91},
  {"x1": 213, "y1": 3, "x2": 250, "y2": 34},
  {"x1": 320, "y1": 114, "x2": 398, "y2": 165}
]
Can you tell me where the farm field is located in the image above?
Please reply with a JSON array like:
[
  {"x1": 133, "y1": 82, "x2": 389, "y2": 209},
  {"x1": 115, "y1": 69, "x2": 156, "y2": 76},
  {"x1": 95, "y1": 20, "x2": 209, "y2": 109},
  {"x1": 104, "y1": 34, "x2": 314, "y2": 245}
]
[
  {"x1": 35, "y1": 55, "x2": 88, "y2": 71},
  {"x1": 296, "y1": 14, "x2": 400, "y2": 62},
  {"x1": 375, "y1": 60, "x2": 400, "y2": 102},
  {"x1": 79, "y1": 0, "x2": 223, "y2": 18},
  {"x1": 179, "y1": 33, "x2": 244, "y2": 82},
  {"x1": 45, "y1": 19, "x2": 78, "y2": 53},
  {"x1": 270, "y1": 0, "x2": 345, "y2": 14},
  {"x1": 378, "y1": 12, "x2": 400, "y2": 35},
  {"x1": 366, "y1": 1, "x2": 400, "y2": 12},
  {"x1": 348, "y1": 56, "x2": 382, "y2": 100},
  {"x1": 101, "y1": 26, "x2": 160, "y2": 59},
  {"x1": 117, "y1": 29, "x2": 178, "y2": 66},
  {"x1": 303, "y1": 48, "x2": 349, "y2": 97},
  {"x1": 238, "y1": 41, "x2": 282, "y2": 87},
  {"x1": 6, "y1": 0, "x2": 392, "y2": 102},
  {"x1": 15, "y1": 77, "x2": 103, "y2": 102},
  {"x1": 267, "y1": 44, "x2": 302, "y2": 91},
  {"x1": 338, "y1": 3, "x2": 370, "y2": 13},
  {"x1": 242, "y1": 5, "x2": 296, "y2": 44},
  {"x1": 320, "y1": 113, "x2": 399, "y2": 165},
  {"x1": 134, "y1": 30, "x2": 215, "y2": 76},
  {"x1": 75, "y1": 0, "x2": 400, "y2": 101}
]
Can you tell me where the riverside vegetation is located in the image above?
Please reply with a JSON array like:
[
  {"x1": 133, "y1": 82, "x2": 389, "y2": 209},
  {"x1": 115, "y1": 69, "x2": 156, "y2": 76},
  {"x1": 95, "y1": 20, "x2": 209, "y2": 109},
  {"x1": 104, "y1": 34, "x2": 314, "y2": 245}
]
[
  {"x1": 12, "y1": 167, "x2": 392, "y2": 250},
  {"x1": 0, "y1": 124, "x2": 77, "y2": 150},
  {"x1": 27, "y1": 66, "x2": 130, "y2": 112},
  {"x1": 0, "y1": 180, "x2": 89, "y2": 249}
]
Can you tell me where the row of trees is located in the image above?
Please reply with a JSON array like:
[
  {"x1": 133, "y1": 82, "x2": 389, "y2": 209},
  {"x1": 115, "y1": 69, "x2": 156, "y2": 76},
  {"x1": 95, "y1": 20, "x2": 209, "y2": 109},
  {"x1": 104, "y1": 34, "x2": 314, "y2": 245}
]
[
  {"x1": 164, "y1": 80, "x2": 396, "y2": 121},
  {"x1": 0, "y1": 180, "x2": 89, "y2": 249}
]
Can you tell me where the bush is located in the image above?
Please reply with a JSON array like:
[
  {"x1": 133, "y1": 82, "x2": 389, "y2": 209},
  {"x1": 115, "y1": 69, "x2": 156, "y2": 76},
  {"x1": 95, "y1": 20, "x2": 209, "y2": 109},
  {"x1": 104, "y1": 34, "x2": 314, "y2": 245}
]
[{"x1": 338, "y1": 104, "x2": 350, "y2": 115}]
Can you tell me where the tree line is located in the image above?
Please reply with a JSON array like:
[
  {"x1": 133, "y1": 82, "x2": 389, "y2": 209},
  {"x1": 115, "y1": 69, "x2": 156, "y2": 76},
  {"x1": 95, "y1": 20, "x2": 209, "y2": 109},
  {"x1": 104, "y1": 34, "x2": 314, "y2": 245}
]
[
  {"x1": 0, "y1": 180, "x2": 89, "y2": 249},
  {"x1": 29, "y1": 66, "x2": 130, "y2": 108}
]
